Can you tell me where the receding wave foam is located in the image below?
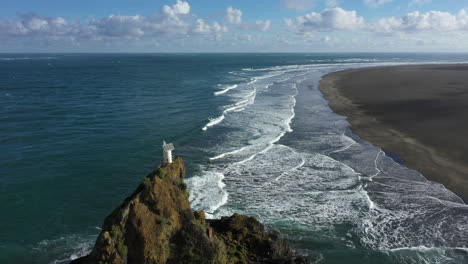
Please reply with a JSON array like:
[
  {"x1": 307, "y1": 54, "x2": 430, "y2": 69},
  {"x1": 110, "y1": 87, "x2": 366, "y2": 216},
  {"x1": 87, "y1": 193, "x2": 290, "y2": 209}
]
[
  {"x1": 203, "y1": 82, "x2": 257, "y2": 131},
  {"x1": 201, "y1": 115, "x2": 225, "y2": 131},
  {"x1": 214, "y1": 84, "x2": 238, "y2": 95},
  {"x1": 191, "y1": 62, "x2": 468, "y2": 263},
  {"x1": 186, "y1": 171, "x2": 228, "y2": 217},
  {"x1": 0, "y1": 57, "x2": 58, "y2": 61},
  {"x1": 34, "y1": 234, "x2": 95, "y2": 264}
]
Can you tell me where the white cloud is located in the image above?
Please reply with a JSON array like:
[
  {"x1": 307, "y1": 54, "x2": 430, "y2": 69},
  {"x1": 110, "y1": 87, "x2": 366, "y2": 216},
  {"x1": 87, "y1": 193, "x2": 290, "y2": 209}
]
[
  {"x1": 0, "y1": 0, "x2": 231, "y2": 44},
  {"x1": 321, "y1": 35, "x2": 333, "y2": 43},
  {"x1": 0, "y1": 13, "x2": 77, "y2": 36},
  {"x1": 191, "y1": 19, "x2": 227, "y2": 34},
  {"x1": 325, "y1": 0, "x2": 340, "y2": 7},
  {"x1": 226, "y1": 7, "x2": 242, "y2": 24},
  {"x1": 281, "y1": 0, "x2": 314, "y2": 11},
  {"x1": 371, "y1": 10, "x2": 468, "y2": 33},
  {"x1": 238, "y1": 20, "x2": 272, "y2": 32},
  {"x1": 91, "y1": 15, "x2": 146, "y2": 38},
  {"x1": 225, "y1": 6, "x2": 270, "y2": 32},
  {"x1": 285, "y1": 8, "x2": 365, "y2": 33},
  {"x1": 167, "y1": 0, "x2": 190, "y2": 15},
  {"x1": 363, "y1": 0, "x2": 394, "y2": 8},
  {"x1": 255, "y1": 20, "x2": 271, "y2": 32},
  {"x1": 284, "y1": 7, "x2": 468, "y2": 35},
  {"x1": 72, "y1": 0, "x2": 195, "y2": 39},
  {"x1": 409, "y1": 0, "x2": 431, "y2": 7}
]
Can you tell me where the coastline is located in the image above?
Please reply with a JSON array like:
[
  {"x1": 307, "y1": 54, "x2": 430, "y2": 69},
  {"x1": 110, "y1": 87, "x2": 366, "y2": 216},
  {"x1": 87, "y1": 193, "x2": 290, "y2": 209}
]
[{"x1": 319, "y1": 64, "x2": 468, "y2": 201}]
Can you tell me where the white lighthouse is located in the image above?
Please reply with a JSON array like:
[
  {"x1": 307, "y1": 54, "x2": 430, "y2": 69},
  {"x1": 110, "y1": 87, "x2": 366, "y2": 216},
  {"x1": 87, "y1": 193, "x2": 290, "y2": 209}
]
[{"x1": 162, "y1": 140, "x2": 174, "y2": 164}]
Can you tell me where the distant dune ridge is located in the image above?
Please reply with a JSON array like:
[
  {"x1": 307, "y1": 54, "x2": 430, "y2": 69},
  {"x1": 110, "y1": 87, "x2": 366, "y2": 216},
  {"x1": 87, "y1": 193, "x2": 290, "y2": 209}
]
[{"x1": 319, "y1": 64, "x2": 468, "y2": 201}]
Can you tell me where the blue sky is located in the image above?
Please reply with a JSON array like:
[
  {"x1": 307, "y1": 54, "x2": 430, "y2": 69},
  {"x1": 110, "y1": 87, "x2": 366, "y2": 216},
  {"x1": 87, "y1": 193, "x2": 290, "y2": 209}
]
[{"x1": 1, "y1": 0, "x2": 468, "y2": 52}]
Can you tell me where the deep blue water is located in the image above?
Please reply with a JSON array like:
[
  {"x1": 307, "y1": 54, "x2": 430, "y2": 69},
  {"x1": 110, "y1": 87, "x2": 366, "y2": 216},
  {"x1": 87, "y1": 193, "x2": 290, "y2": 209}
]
[{"x1": 1, "y1": 53, "x2": 468, "y2": 264}]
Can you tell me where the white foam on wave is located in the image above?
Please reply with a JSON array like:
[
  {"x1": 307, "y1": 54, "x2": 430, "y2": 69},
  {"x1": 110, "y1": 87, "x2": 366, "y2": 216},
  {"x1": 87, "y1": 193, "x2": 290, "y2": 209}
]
[
  {"x1": 202, "y1": 114, "x2": 225, "y2": 131},
  {"x1": 308, "y1": 58, "x2": 379, "y2": 63},
  {"x1": 214, "y1": 84, "x2": 238, "y2": 95},
  {"x1": 196, "y1": 63, "x2": 468, "y2": 258},
  {"x1": 226, "y1": 90, "x2": 256, "y2": 112},
  {"x1": 370, "y1": 150, "x2": 383, "y2": 179},
  {"x1": 235, "y1": 144, "x2": 275, "y2": 165},
  {"x1": 241, "y1": 65, "x2": 302, "y2": 72},
  {"x1": 248, "y1": 77, "x2": 258, "y2": 84},
  {"x1": 285, "y1": 83, "x2": 298, "y2": 133},
  {"x1": 186, "y1": 171, "x2": 229, "y2": 217},
  {"x1": 220, "y1": 80, "x2": 300, "y2": 164},
  {"x1": 203, "y1": 88, "x2": 257, "y2": 131},
  {"x1": 360, "y1": 150, "x2": 383, "y2": 210},
  {"x1": 355, "y1": 149, "x2": 384, "y2": 210},
  {"x1": 0, "y1": 57, "x2": 58, "y2": 61},
  {"x1": 34, "y1": 234, "x2": 96, "y2": 264},
  {"x1": 273, "y1": 149, "x2": 306, "y2": 182},
  {"x1": 331, "y1": 134, "x2": 357, "y2": 153},
  {"x1": 388, "y1": 246, "x2": 468, "y2": 252},
  {"x1": 209, "y1": 145, "x2": 250, "y2": 160},
  {"x1": 203, "y1": 74, "x2": 263, "y2": 131}
]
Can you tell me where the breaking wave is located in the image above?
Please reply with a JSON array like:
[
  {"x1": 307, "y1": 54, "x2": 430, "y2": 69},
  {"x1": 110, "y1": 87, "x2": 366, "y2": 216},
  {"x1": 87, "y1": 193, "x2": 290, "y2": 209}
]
[{"x1": 188, "y1": 61, "x2": 468, "y2": 263}]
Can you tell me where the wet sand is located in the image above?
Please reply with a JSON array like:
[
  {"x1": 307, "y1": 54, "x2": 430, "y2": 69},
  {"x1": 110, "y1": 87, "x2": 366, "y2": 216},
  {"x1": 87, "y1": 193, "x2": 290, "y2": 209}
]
[{"x1": 319, "y1": 64, "x2": 468, "y2": 201}]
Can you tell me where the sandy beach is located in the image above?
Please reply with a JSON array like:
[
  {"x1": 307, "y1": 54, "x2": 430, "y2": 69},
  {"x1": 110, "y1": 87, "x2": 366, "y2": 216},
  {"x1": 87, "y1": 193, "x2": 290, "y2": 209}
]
[{"x1": 320, "y1": 64, "x2": 468, "y2": 201}]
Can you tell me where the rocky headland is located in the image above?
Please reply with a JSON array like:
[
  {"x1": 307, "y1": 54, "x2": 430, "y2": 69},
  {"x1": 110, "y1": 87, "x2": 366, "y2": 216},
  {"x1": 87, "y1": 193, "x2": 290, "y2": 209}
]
[{"x1": 71, "y1": 157, "x2": 309, "y2": 264}]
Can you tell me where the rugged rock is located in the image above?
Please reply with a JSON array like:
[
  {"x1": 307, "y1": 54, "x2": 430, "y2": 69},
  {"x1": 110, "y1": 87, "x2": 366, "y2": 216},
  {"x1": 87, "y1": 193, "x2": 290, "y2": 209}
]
[{"x1": 71, "y1": 157, "x2": 309, "y2": 264}]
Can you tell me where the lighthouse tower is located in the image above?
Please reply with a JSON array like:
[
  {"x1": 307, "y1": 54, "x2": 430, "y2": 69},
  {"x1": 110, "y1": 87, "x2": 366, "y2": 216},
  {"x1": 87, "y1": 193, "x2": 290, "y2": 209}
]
[{"x1": 162, "y1": 140, "x2": 174, "y2": 164}]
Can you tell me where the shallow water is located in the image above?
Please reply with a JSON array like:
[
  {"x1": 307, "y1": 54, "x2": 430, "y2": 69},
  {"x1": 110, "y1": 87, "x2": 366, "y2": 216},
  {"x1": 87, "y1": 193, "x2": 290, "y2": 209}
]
[
  {"x1": 1, "y1": 53, "x2": 467, "y2": 263},
  {"x1": 186, "y1": 61, "x2": 468, "y2": 263}
]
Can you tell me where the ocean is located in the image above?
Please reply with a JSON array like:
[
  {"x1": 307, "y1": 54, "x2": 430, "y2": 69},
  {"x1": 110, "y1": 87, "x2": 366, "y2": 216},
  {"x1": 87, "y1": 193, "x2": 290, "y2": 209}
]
[{"x1": 1, "y1": 53, "x2": 467, "y2": 264}]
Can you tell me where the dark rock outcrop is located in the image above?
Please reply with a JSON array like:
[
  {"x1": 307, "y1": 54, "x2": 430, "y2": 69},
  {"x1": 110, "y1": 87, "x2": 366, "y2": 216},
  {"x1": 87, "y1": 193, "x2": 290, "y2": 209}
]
[{"x1": 71, "y1": 157, "x2": 309, "y2": 264}]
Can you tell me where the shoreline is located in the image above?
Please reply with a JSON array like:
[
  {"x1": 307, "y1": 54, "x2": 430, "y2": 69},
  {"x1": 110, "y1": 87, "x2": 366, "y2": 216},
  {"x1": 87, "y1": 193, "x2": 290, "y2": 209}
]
[{"x1": 319, "y1": 64, "x2": 468, "y2": 201}]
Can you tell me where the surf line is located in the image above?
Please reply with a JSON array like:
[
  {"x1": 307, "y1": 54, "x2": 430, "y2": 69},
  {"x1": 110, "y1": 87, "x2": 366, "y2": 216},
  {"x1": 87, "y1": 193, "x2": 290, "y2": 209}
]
[
  {"x1": 261, "y1": 145, "x2": 305, "y2": 186},
  {"x1": 202, "y1": 88, "x2": 257, "y2": 131},
  {"x1": 361, "y1": 149, "x2": 384, "y2": 210},
  {"x1": 331, "y1": 133, "x2": 357, "y2": 153},
  {"x1": 206, "y1": 171, "x2": 228, "y2": 215},
  {"x1": 209, "y1": 78, "x2": 302, "y2": 162},
  {"x1": 214, "y1": 84, "x2": 238, "y2": 95},
  {"x1": 233, "y1": 82, "x2": 300, "y2": 164},
  {"x1": 186, "y1": 170, "x2": 229, "y2": 218},
  {"x1": 203, "y1": 78, "x2": 261, "y2": 131}
]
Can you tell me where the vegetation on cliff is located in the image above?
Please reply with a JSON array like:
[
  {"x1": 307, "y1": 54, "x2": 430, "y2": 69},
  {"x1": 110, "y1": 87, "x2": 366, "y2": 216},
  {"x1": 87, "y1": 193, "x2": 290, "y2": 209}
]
[{"x1": 71, "y1": 157, "x2": 309, "y2": 264}]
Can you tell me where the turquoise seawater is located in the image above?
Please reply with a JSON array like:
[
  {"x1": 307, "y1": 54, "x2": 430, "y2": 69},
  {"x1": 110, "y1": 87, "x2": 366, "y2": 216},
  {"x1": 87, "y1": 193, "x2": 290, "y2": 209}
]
[{"x1": 1, "y1": 53, "x2": 468, "y2": 264}]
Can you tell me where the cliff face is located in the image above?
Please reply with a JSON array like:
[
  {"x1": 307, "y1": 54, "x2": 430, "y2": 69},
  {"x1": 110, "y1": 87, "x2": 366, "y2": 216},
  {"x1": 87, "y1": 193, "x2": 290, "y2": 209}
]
[{"x1": 71, "y1": 157, "x2": 308, "y2": 264}]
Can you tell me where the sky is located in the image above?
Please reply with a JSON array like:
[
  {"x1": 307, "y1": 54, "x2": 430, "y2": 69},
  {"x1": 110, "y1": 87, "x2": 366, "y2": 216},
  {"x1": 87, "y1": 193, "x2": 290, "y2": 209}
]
[{"x1": 1, "y1": 0, "x2": 468, "y2": 52}]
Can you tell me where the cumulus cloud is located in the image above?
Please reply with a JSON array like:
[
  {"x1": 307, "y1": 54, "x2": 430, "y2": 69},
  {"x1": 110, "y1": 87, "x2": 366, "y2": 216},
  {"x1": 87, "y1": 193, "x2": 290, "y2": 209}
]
[
  {"x1": 0, "y1": 13, "x2": 78, "y2": 37},
  {"x1": 325, "y1": 0, "x2": 340, "y2": 7},
  {"x1": 281, "y1": 0, "x2": 314, "y2": 11},
  {"x1": 363, "y1": 0, "x2": 394, "y2": 8},
  {"x1": 88, "y1": 0, "x2": 195, "y2": 38},
  {"x1": 226, "y1": 7, "x2": 242, "y2": 24},
  {"x1": 0, "y1": 0, "x2": 231, "y2": 47},
  {"x1": 409, "y1": 0, "x2": 431, "y2": 7},
  {"x1": 90, "y1": 15, "x2": 146, "y2": 38},
  {"x1": 371, "y1": 9, "x2": 468, "y2": 33},
  {"x1": 284, "y1": 7, "x2": 468, "y2": 35},
  {"x1": 191, "y1": 19, "x2": 228, "y2": 34},
  {"x1": 225, "y1": 6, "x2": 270, "y2": 32},
  {"x1": 238, "y1": 19, "x2": 272, "y2": 32},
  {"x1": 321, "y1": 35, "x2": 333, "y2": 43},
  {"x1": 164, "y1": 0, "x2": 190, "y2": 15},
  {"x1": 254, "y1": 20, "x2": 271, "y2": 32},
  {"x1": 285, "y1": 8, "x2": 365, "y2": 33}
]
